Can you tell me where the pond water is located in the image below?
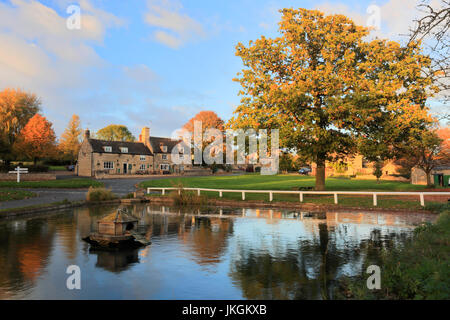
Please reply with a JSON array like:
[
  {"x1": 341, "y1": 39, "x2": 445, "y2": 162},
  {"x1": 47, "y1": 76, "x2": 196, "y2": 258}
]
[{"x1": 0, "y1": 204, "x2": 436, "y2": 300}]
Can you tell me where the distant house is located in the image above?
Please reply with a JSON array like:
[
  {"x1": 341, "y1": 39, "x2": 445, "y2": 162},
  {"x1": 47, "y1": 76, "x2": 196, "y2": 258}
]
[
  {"x1": 310, "y1": 154, "x2": 402, "y2": 178},
  {"x1": 148, "y1": 136, "x2": 187, "y2": 174},
  {"x1": 411, "y1": 166, "x2": 450, "y2": 187},
  {"x1": 76, "y1": 127, "x2": 190, "y2": 177}
]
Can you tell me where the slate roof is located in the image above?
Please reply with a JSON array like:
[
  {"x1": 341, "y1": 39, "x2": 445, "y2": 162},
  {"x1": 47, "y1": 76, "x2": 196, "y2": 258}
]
[
  {"x1": 88, "y1": 139, "x2": 152, "y2": 155},
  {"x1": 433, "y1": 166, "x2": 450, "y2": 171},
  {"x1": 149, "y1": 136, "x2": 183, "y2": 154}
]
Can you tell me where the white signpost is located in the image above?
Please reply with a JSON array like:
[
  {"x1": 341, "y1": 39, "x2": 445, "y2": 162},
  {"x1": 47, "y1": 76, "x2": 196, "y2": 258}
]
[{"x1": 8, "y1": 166, "x2": 29, "y2": 183}]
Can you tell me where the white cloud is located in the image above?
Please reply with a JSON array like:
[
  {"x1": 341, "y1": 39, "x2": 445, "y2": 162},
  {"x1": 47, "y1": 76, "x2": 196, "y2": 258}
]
[
  {"x1": 0, "y1": 0, "x2": 138, "y2": 135},
  {"x1": 144, "y1": 0, "x2": 205, "y2": 48},
  {"x1": 123, "y1": 64, "x2": 159, "y2": 84}
]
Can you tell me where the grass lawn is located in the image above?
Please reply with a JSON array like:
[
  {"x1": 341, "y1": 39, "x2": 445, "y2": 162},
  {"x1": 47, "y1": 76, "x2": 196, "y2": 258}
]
[
  {"x1": 0, "y1": 179, "x2": 103, "y2": 189},
  {"x1": 140, "y1": 174, "x2": 429, "y2": 191},
  {"x1": 0, "y1": 199, "x2": 83, "y2": 214},
  {"x1": 49, "y1": 165, "x2": 67, "y2": 171},
  {"x1": 140, "y1": 174, "x2": 449, "y2": 210},
  {"x1": 0, "y1": 189, "x2": 36, "y2": 202}
]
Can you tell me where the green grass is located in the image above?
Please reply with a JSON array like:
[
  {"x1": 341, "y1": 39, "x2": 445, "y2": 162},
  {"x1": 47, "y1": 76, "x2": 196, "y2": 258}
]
[
  {"x1": 140, "y1": 174, "x2": 429, "y2": 191},
  {"x1": 141, "y1": 174, "x2": 449, "y2": 210},
  {"x1": 0, "y1": 179, "x2": 103, "y2": 189},
  {"x1": 337, "y1": 209, "x2": 450, "y2": 299},
  {"x1": 0, "y1": 189, "x2": 36, "y2": 202},
  {"x1": 147, "y1": 190, "x2": 448, "y2": 211},
  {"x1": 49, "y1": 165, "x2": 67, "y2": 171},
  {"x1": 0, "y1": 199, "x2": 82, "y2": 214}
]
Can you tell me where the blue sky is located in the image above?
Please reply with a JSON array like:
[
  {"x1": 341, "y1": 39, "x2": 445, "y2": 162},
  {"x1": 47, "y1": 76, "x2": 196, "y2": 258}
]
[{"x1": 0, "y1": 0, "x2": 444, "y2": 138}]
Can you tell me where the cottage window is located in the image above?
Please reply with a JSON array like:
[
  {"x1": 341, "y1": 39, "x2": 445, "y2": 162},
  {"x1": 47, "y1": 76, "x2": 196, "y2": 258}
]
[
  {"x1": 362, "y1": 158, "x2": 369, "y2": 168},
  {"x1": 140, "y1": 164, "x2": 146, "y2": 170},
  {"x1": 120, "y1": 147, "x2": 128, "y2": 153},
  {"x1": 160, "y1": 164, "x2": 169, "y2": 171},
  {"x1": 104, "y1": 161, "x2": 114, "y2": 169},
  {"x1": 162, "y1": 154, "x2": 168, "y2": 160},
  {"x1": 140, "y1": 155, "x2": 146, "y2": 161},
  {"x1": 103, "y1": 146, "x2": 112, "y2": 152}
]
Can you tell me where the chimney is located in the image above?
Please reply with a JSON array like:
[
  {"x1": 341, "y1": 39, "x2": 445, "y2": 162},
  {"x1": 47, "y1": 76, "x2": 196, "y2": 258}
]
[
  {"x1": 84, "y1": 129, "x2": 90, "y2": 140},
  {"x1": 140, "y1": 127, "x2": 150, "y2": 148}
]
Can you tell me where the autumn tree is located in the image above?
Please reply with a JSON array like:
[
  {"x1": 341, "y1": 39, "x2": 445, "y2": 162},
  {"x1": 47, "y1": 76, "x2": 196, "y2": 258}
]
[
  {"x1": 373, "y1": 160, "x2": 383, "y2": 183},
  {"x1": 182, "y1": 111, "x2": 225, "y2": 165},
  {"x1": 183, "y1": 111, "x2": 224, "y2": 135},
  {"x1": 279, "y1": 152, "x2": 295, "y2": 173},
  {"x1": 0, "y1": 88, "x2": 41, "y2": 163},
  {"x1": 59, "y1": 114, "x2": 82, "y2": 164},
  {"x1": 228, "y1": 8, "x2": 435, "y2": 190},
  {"x1": 96, "y1": 125, "x2": 135, "y2": 142},
  {"x1": 13, "y1": 114, "x2": 57, "y2": 164}
]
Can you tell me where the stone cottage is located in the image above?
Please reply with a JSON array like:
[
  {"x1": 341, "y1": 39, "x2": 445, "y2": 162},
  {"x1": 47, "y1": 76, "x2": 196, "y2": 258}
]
[
  {"x1": 310, "y1": 154, "x2": 402, "y2": 178},
  {"x1": 411, "y1": 166, "x2": 450, "y2": 187},
  {"x1": 76, "y1": 127, "x2": 188, "y2": 177}
]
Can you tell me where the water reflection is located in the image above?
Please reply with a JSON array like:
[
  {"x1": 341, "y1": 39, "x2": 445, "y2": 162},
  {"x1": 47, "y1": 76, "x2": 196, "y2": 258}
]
[
  {"x1": 91, "y1": 249, "x2": 140, "y2": 273},
  {"x1": 0, "y1": 205, "x2": 436, "y2": 300}
]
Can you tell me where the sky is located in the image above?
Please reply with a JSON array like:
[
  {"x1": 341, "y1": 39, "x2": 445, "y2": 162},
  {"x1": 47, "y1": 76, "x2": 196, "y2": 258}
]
[{"x1": 0, "y1": 0, "x2": 446, "y2": 139}]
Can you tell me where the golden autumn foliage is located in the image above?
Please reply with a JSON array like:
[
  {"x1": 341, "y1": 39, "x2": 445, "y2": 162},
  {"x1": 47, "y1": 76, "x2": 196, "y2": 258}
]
[
  {"x1": 59, "y1": 114, "x2": 82, "y2": 163},
  {"x1": 437, "y1": 127, "x2": 450, "y2": 152},
  {"x1": 0, "y1": 88, "x2": 41, "y2": 161},
  {"x1": 228, "y1": 8, "x2": 437, "y2": 190},
  {"x1": 13, "y1": 114, "x2": 57, "y2": 164},
  {"x1": 183, "y1": 111, "x2": 224, "y2": 134}
]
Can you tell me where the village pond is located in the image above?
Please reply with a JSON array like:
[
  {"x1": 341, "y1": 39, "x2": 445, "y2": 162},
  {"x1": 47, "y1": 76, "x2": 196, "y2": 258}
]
[{"x1": 0, "y1": 204, "x2": 437, "y2": 299}]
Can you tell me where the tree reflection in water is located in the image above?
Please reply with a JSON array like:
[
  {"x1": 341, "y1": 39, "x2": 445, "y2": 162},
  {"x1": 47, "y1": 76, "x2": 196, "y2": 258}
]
[
  {"x1": 0, "y1": 204, "x2": 434, "y2": 299},
  {"x1": 229, "y1": 216, "x2": 411, "y2": 300}
]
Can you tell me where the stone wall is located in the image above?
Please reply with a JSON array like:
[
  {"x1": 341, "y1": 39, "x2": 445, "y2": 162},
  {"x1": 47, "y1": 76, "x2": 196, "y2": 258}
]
[
  {"x1": 91, "y1": 153, "x2": 154, "y2": 175},
  {"x1": 0, "y1": 173, "x2": 56, "y2": 181}
]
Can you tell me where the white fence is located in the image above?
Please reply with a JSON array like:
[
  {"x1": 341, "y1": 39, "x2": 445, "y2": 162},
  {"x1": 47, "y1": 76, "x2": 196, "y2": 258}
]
[{"x1": 146, "y1": 187, "x2": 450, "y2": 207}]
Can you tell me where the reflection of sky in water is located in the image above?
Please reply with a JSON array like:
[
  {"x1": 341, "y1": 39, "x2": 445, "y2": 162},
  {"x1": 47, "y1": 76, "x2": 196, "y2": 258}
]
[{"x1": 0, "y1": 205, "x2": 436, "y2": 300}]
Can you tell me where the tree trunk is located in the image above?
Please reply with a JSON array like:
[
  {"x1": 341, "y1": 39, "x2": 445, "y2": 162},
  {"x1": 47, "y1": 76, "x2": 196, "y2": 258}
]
[
  {"x1": 425, "y1": 169, "x2": 433, "y2": 187},
  {"x1": 33, "y1": 157, "x2": 37, "y2": 165},
  {"x1": 315, "y1": 154, "x2": 326, "y2": 191}
]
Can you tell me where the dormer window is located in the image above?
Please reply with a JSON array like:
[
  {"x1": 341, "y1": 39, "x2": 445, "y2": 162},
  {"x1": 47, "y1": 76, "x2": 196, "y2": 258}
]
[
  {"x1": 161, "y1": 145, "x2": 167, "y2": 152},
  {"x1": 120, "y1": 147, "x2": 128, "y2": 153},
  {"x1": 104, "y1": 146, "x2": 112, "y2": 152}
]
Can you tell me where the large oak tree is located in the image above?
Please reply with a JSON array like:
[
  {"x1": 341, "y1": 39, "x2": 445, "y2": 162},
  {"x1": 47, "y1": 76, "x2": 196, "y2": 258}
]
[{"x1": 229, "y1": 8, "x2": 435, "y2": 190}]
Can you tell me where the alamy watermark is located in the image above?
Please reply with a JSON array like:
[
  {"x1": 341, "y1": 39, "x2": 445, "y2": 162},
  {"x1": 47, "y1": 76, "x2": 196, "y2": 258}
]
[
  {"x1": 66, "y1": 265, "x2": 81, "y2": 290},
  {"x1": 66, "y1": 4, "x2": 81, "y2": 30},
  {"x1": 366, "y1": 265, "x2": 381, "y2": 290},
  {"x1": 366, "y1": 4, "x2": 381, "y2": 31},
  {"x1": 170, "y1": 121, "x2": 280, "y2": 175}
]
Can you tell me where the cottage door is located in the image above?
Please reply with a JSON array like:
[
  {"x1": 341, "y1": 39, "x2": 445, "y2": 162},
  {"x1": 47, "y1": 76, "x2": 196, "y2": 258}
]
[{"x1": 123, "y1": 163, "x2": 128, "y2": 174}]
